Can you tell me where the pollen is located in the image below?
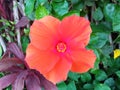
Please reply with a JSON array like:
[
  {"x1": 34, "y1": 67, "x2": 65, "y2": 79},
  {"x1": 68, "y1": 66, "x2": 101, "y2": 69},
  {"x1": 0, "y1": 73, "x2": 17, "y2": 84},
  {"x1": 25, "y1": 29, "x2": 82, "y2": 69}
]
[{"x1": 56, "y1": 42, "x2": 67, "y2": 53}]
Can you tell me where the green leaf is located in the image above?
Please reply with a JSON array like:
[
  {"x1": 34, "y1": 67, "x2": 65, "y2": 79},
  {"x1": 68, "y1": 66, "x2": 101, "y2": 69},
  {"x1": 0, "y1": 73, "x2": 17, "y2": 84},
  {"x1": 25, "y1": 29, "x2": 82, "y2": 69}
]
[
  {"x1": 104, "y1": 4, "x2": 115, "y2": 22},
  {"x1": 93, "y1": 70, "x2": 107, "y2": 81},
  {"x1": 61, "y1": 10, "x2": 80, "y2": 19},
  {"x1": 85, "y1": 0, "x2": 95, "y2": 6},
  {"x1": 91, "y1": 22, "x2": 112, "y2": 33},
  {"x1": 93, "y1": 80, "x2": 100, "y2": 85},
  {"x1": 94, "y1": 49, "x2": 100, "y2": 60},
  {"x1": 101, "y1": 44, "x2": 113, "y2": 57},
  {"x1": 25, "y1": 0, "x2": 35, "y2": 15},
  {"x1": 94, "y1": 84, "x2": 111, "y2": 90},
  {"x1": 112, "y1": 5, "x2": 120, "y2": 32},
  {"x1": 52, "y1": 0, "x2": 69, "y2": 16},
  {"x1": 102, "y1": 57, "x2": 113, "y2": 69},
  {"x1": 9, "y1": 31, "x2": 15, "y2": 37},
  {"x1": 52, "y1": 0, "x2": 64, "y2": 2},
  {"x1": 24, "y1": 28, "x2": 30, "y2": 36},
  {"x1": 0, "y1": 45, "x2": 2, "y2": 57},
  {"x1": 44, "y1": 2, "x2": 52, "y2": 12},
  {"x1": 104, "y1": 78, "x2": 115, "y2": 87},
  {"x1": 0, "y1": 72, "x2": 4, "y2": 78},
  {"x1": 35, "y1": 5, "x2": 49, "y2": 19},
  {"x1": 93, "y1": 58, "x2": 100, "y2": 70},
  {"x1": 21, "y1": 36, "x2": 29, "y2": 53},
  {"x1": 115, "y1": 71, "x2": 120, "y2": 78},
  {"x1": 93, "y1": 7, "x2": 103, "y2": 21},
  {"x1": 83, "y1": 83, "x2": 93, "y2": 90},
  {"x1": 57, "y1": 82, "x2": 67, "y2": 90},
  {"x1": 36, "y1": 0, "x2": 47, "y2": 5},
  {"x1": 67, "y1": 81, "x2": 76, "y2": 90},
  {"x1": 68, "y1": 71, "x2": 80, "y2": 81},
  {"x1": 80, "y1": 72, "x2": 91, "y2": 83},
  {"x1": 5, "y1": 86, "x2": 12, "y2": 90},
  {"x1": 89, "y1": 33, "x2": 109, "y2": 49},
  {"x1": 72, "y1": 1, "x2": 84, "y2": 11},
  {"x1": 71, "y1": 0, "x2": 79, "y2": 4}
]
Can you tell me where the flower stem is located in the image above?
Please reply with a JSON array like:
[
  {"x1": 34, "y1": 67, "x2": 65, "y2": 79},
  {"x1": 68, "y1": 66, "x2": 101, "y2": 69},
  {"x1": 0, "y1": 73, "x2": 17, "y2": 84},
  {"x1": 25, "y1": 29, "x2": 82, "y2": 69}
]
[{"x1": 109, "y1": 34, "x2": 114, "y2": 49}]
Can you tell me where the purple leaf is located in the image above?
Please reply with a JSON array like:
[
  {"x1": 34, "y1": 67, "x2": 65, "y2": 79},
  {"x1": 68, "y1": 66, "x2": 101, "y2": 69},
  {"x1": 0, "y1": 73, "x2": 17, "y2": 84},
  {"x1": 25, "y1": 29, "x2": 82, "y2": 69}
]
[
  {"x1": 0, "y1": 0, "x2": 4, "y2": 4},
  {"x1": 12, "y1": 70, "x2": 28, "y2": 90},
  {"x1": 35, "y1": 71, "x2": 58, "y2": 90},
  {"x1": 25, "y1": 72, "x2": 41, "y2": 90},
  {"x1": 0, "y1": 58, "x2": 22, "y2": 72},
  {"x1": 0, "y1": 73, "x2": 17, "y2": 90},
  {"x1": 15, "y1": 16, "x2": 29, "y2": 28},
  {"x1": 0, "y1": 4, "x2": 6, "y2": 18},
  {"x1": 3, "y1": 0, "x2": 13, "y2": 20},
  {"x1": 5, "y1": 66, "x2": 24, "y2": 73},
  {"x1": 7, "y1": 43, "x2": 25, "y2": 61},
  {"x1": 40, "y1": 75, "x2": 58, "y2": 90}
]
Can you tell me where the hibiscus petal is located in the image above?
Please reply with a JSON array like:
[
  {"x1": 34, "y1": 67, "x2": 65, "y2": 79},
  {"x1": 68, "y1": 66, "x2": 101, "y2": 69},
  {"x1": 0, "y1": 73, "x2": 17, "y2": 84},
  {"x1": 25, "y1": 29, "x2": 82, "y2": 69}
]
[
  {"x1": 30, "y1": 16, "x2": 60, "y2": 50},
  {"x1": 59, "y1": 15, "x2": 91, "y2": 46},
  {"x1": 39, "y1": 16, "x2": 60, "y2": 35},
  {"x1": 44, "y1": 57, "x2": 72, "y2": 84},
  {"x1": 25, "y1": 44, "x2": 59, "y2": 74},
  {"x1": 70, "y1": 49, "x2": 96, "y2": 73}
]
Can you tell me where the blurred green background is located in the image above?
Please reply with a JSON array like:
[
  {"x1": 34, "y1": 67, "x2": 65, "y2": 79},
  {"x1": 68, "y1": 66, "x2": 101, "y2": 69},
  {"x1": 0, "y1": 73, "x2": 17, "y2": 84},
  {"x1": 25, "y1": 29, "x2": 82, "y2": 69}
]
[{"x1": 1, "y1": 0, "x2": 120, "y2": 90}]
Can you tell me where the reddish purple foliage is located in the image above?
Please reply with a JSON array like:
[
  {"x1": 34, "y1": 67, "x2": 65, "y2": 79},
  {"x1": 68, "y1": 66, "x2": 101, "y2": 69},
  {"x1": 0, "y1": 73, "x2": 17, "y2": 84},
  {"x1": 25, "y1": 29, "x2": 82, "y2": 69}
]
[
  {"x1": 0, "y1": 73, "x2": 17, "y2": 89},
  {"x1": 15, "y1": 16, "x2": 29, "y2": 28},
  {"x1": 0, "y1": 43, "x2": 58, "y2": 90}
]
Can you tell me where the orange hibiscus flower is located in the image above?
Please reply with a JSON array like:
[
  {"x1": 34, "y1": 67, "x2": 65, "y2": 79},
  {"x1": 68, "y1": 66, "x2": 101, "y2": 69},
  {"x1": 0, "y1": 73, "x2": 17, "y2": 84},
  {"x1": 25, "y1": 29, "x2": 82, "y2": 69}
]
[{"x1": 25, "y1": 15, "x2": 96, "y2": 84}]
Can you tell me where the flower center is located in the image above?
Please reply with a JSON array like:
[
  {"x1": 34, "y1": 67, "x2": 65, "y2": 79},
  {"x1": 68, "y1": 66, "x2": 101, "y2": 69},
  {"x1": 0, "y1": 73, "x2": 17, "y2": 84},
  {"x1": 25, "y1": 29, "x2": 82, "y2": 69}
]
[{"x1": 56, "y1": 42, "x2": 66, "y2": 53}]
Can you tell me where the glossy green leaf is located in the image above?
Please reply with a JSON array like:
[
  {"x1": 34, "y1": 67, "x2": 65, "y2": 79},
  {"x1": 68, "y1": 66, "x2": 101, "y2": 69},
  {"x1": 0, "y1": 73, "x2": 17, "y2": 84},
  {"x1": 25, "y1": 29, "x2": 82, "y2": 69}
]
[
  {"x1": 104, "y1": 4, "x2": 115, "y2": 22},
  {"x1": 67, "y1": 81, "x2": 76, "y2": 90},
  {"x1": 72, "y1": 1, "x2": 84, "y2": 11},
  {"x1": 116, "y1": 71, "x2": 120, "y2": 78},
  {"x1": 85, "y1": 0, "x2": 95, "y2": 6},
  {"x1": 61, "y1": 10, "x2": 80, "y2": 19},
  {"x1": 89, "y1": 33, "x2": 109, "y2": 49},
  {"x1": 71, "y1": 0, "x2": 79, "y2": 4},
  {"x1": 91, "y1": 22, "x2": 112, "y2": 33},
  {"x1": 83, "y1": 83, "x2": 93, "y2": 90},
  {"x1": 36, "y1": 0, "x2": 47, "y2": 5},
  {"x1": 80, "y1": 72, "x2": 91, "y2": 83},
  {"x1": 68, "y1": 71, "x2": 80, "y2": 81},
  {"x1": 101, "y1": 44, "x2": 113, "y2": 57},
  {"x1": 21, "y1": 36, "x2": 29, "y2": 53},
  {"x1": 93, "y1": 70, "x2": 107, "y2": 81},
  {"x1": 104, "y1": 78, "x2": 115, "y2": 87},
  {"x1": 0, "y1": 72, "x2": 4, "y2": 78},
  {"x1": 93, "y1": 7, "x2": 103, "y2": 21},
  {"x1": 35, "y1": 5, "x2": 49, "y2": 19},
  {"x1": 52, "y1": 0, "x2": 64, "y2": 2},
  {"x1": 57, "y1": 82, "x2": 67, "y2": 90},
  {"x1": 52, "y1": 0, "x2": 68, "y2": 16},
  {"x1": 25, "y1": 0, "x2": 35, "y2": 16},
  {"x1": 113, "y1": 5, "x2": 120, "y2": 32},
  {"x1": 94, "y1": 84, "x2": 111, "y2": 90}
]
